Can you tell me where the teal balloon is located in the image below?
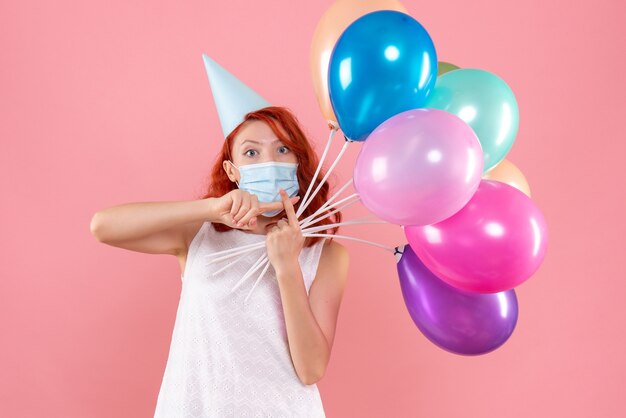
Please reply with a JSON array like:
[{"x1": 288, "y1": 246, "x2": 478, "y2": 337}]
[
  {"x1": 425, "y1": 69, "x2": 519, "y2": 172},
  {"x1": 328, "y1": 10, "x2": 437, "y2": 141}
]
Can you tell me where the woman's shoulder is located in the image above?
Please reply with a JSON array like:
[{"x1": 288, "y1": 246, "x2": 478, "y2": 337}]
[
  {"x1": 310, "y1": 238, "x2": 349, "y2": 287},
  {"x1": 320, "y1": 238, "x2": 349, "y2": 263}
]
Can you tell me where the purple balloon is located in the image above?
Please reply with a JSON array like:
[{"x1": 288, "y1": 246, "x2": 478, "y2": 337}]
[
  {"x1": 405, "y1": 180, "x2": 548, "y2": 293},
  {"x1": 396, "y1": 244, "x2": 518, "y2": 356},
  {"x1": 353, "y1": 108, "x2": 483, "y2": 226}
]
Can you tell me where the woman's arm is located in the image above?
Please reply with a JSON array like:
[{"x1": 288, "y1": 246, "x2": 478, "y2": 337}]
[
  {"x1": 90, "y1": 191, "x2": 299, "y2": 256},
  {"x1": 276, "y1": 241, "x2": 349, "y2": 385},
  {"x1": 266, "y1": 189, "x2": 350, "y2": 385},
  {"x1": 90, "y1": 199, "x2": 220, "y2": 255}
]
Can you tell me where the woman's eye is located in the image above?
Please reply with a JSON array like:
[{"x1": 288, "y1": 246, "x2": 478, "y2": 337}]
[
  {"x1": 244, "y1": 149, "x2": 258, "y2": 157},
  {"x1": 278, "y1": 146, "x2": 289, "y2": 154}
]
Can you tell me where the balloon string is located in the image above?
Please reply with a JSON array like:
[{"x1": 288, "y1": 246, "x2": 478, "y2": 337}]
[
  {"x1": 300, "y1": 193, "x2": 359, "y2": 228},
  {"x1": 301, "y1": 218, "x2": 387, "y2": 234},
  {"x1": 300, "y1": 196, "x2": 361, "y2": 229},
  {"x1": 297, "y1": 126, "x2": 338, "y2": 218},
  {"x1": 205, "y1": 242, "x2": 265, "y2": 264},
  {"x1": 300, "y1": 183, "x2": 358, "y2": 225},
  {"x1": 244, "y1": 260, "x2": 271, "y2": 304},
  {"x1": 205, "y1": 189, "x2": 357, "y2": 266},
  {"x1": 207, "y1": 166, "x2": 353, "y2": 263},
  {"x1": 204, "y1": 193, "x2": 360, "y2": 266},
  {"x1": 297, "y1": 140, "x2": 350, "y2": 217},
  {"x1": 209, "y1": 215, "x2": 387, "y2": 269},
  {"x1": 230, "y1": 253, "x2": 268, "y2": 293},
  {"x1": 300, "y1": 179, "x2": 354, "y2": 226},
  {"x1": 212, "y1": 253, "x2": 245, "y2": 275},
  {"x1": 302, "y1": 233, "x2": 395, "y2": 253}
]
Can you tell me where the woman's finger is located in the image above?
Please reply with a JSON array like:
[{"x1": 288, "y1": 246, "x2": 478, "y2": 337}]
[
  {"x1": 260, "y1": 195, "x2": 300, "y2": 213},
  {"x1": 234, "y1": 193, "x2": 251, "y2": 224},
  {"x1": 230, "y1": 192, "x2": 242, "y2": 219},
  {"x1": 279, "y1": 189, "x2": 299, "y2": 227},
  {"x1": 238, "y1": 194, "x2": 260, "y2": 226}
]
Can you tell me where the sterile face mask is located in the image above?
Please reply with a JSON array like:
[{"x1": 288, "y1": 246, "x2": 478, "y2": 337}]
[{"x1": 226, "y1": 160, "x2": 300, "y2": 217}]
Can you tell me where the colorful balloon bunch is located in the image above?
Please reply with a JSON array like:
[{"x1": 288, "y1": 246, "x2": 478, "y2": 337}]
[{"x1": 310, "y1": 0, "x2": 548, "y2": 355}]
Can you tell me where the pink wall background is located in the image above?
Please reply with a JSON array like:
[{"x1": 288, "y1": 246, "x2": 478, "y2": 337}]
[{"x1": 2, "y1": 0, "x2": 625, "y2": 417}]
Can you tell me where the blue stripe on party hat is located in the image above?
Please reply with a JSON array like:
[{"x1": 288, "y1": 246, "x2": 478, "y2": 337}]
[{"x1": 202, "y1": 54, "x2": 271, "y2": 139}]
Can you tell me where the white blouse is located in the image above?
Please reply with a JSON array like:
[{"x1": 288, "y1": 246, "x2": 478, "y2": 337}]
[{"x1": 154, "y1": 221, "x2": 327, "y2": 417}]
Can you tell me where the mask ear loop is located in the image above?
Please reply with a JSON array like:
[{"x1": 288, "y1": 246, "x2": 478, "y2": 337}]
[{"x1": 225, "y1": 160, "x2": 240, "y2": 187}]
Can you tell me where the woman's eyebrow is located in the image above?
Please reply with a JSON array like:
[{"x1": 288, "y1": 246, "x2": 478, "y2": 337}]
[{"x1": 240, "y1": 138, "x2": 281, "y2": 146}]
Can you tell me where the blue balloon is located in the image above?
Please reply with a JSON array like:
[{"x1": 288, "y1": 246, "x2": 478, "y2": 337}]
[{"x1": 328, "y1": 10, "x2": 437, "y2": 141}]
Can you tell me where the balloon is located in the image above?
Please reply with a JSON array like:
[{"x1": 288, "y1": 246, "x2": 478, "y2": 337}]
[
  {"x1": 483, "y1": 159, "x2": 531, "y2": 197},
  {"x1": 310, "y1": 0, "x2": 408, "y2": 127},
  {"x1": 328, "y1": 10, "x2": 437, "y2": 141},
  {"x1": 397, "y1": 244, "x2": 518, "y2": 356},
  {"x1": 425, "y1": 68, "x2": 519, "y2": 172},
  {"x1": 405, "y1": 180, "x2": 548, "y2": 293},
  {"x1": 438, "y1": 61, "x2": 459, "y2": 76},
  {"x1": 353, "y1": 108, "x2": 484, "y2": 226}
]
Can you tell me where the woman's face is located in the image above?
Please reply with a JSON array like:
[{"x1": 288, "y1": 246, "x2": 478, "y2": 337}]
[{"x1": 223, "y1": 119, "x2": 298, "y2": 183}]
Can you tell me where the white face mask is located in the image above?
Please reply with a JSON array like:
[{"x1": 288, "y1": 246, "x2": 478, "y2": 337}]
[{"x1": 226, "y1": 160, "x2": 300, "y2": 217}]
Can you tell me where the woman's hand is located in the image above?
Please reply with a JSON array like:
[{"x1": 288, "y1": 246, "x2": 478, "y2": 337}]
[
  {"x1": 210, "y1": 189, "x2": 300, "y2": 230},
  {"x1": 266, "y1": 189, "x2": 305, "y2": 274}
]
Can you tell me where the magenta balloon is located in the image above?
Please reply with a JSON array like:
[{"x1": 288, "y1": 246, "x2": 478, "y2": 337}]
[
  {"x1": 405, "y1": 180, "x2": 548, "y2": 293},
  {"x1": 397, "y1": 244, "x2": 518, "y2": 355},
  {"x1": 353, "y1": 108, "x2": 484, "y2": 226}
]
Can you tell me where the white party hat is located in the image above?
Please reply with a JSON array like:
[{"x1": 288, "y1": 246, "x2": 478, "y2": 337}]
[{"x1": 202, "y1": 53, "x2": 271, "y2": 139}]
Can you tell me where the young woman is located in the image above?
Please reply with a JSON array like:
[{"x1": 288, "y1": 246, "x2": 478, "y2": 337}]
[{"x1": 90, "y1": 106, "x2": 349, "y2": 417}]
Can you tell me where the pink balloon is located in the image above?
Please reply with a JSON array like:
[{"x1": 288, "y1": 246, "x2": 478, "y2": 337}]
[
  {"x1": 404, "y1": 180, "x2": 548, "y2": 293},
  {"x1": 353, "y1": 108, "x2": 484, "y2": 225}
]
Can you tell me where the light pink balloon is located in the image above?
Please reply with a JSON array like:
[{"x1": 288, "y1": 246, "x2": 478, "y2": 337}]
[
  {"x1": 404, "y1": 180, "x2": 548, "y2": 293},
  {"x1": 353, "y1": 108, "x2": 484, "y2": 226}
]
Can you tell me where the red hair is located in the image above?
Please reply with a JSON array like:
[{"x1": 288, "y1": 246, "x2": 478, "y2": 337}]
[{"x1": 199, "y1": 106, "x2": 342, "y2": 247}]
